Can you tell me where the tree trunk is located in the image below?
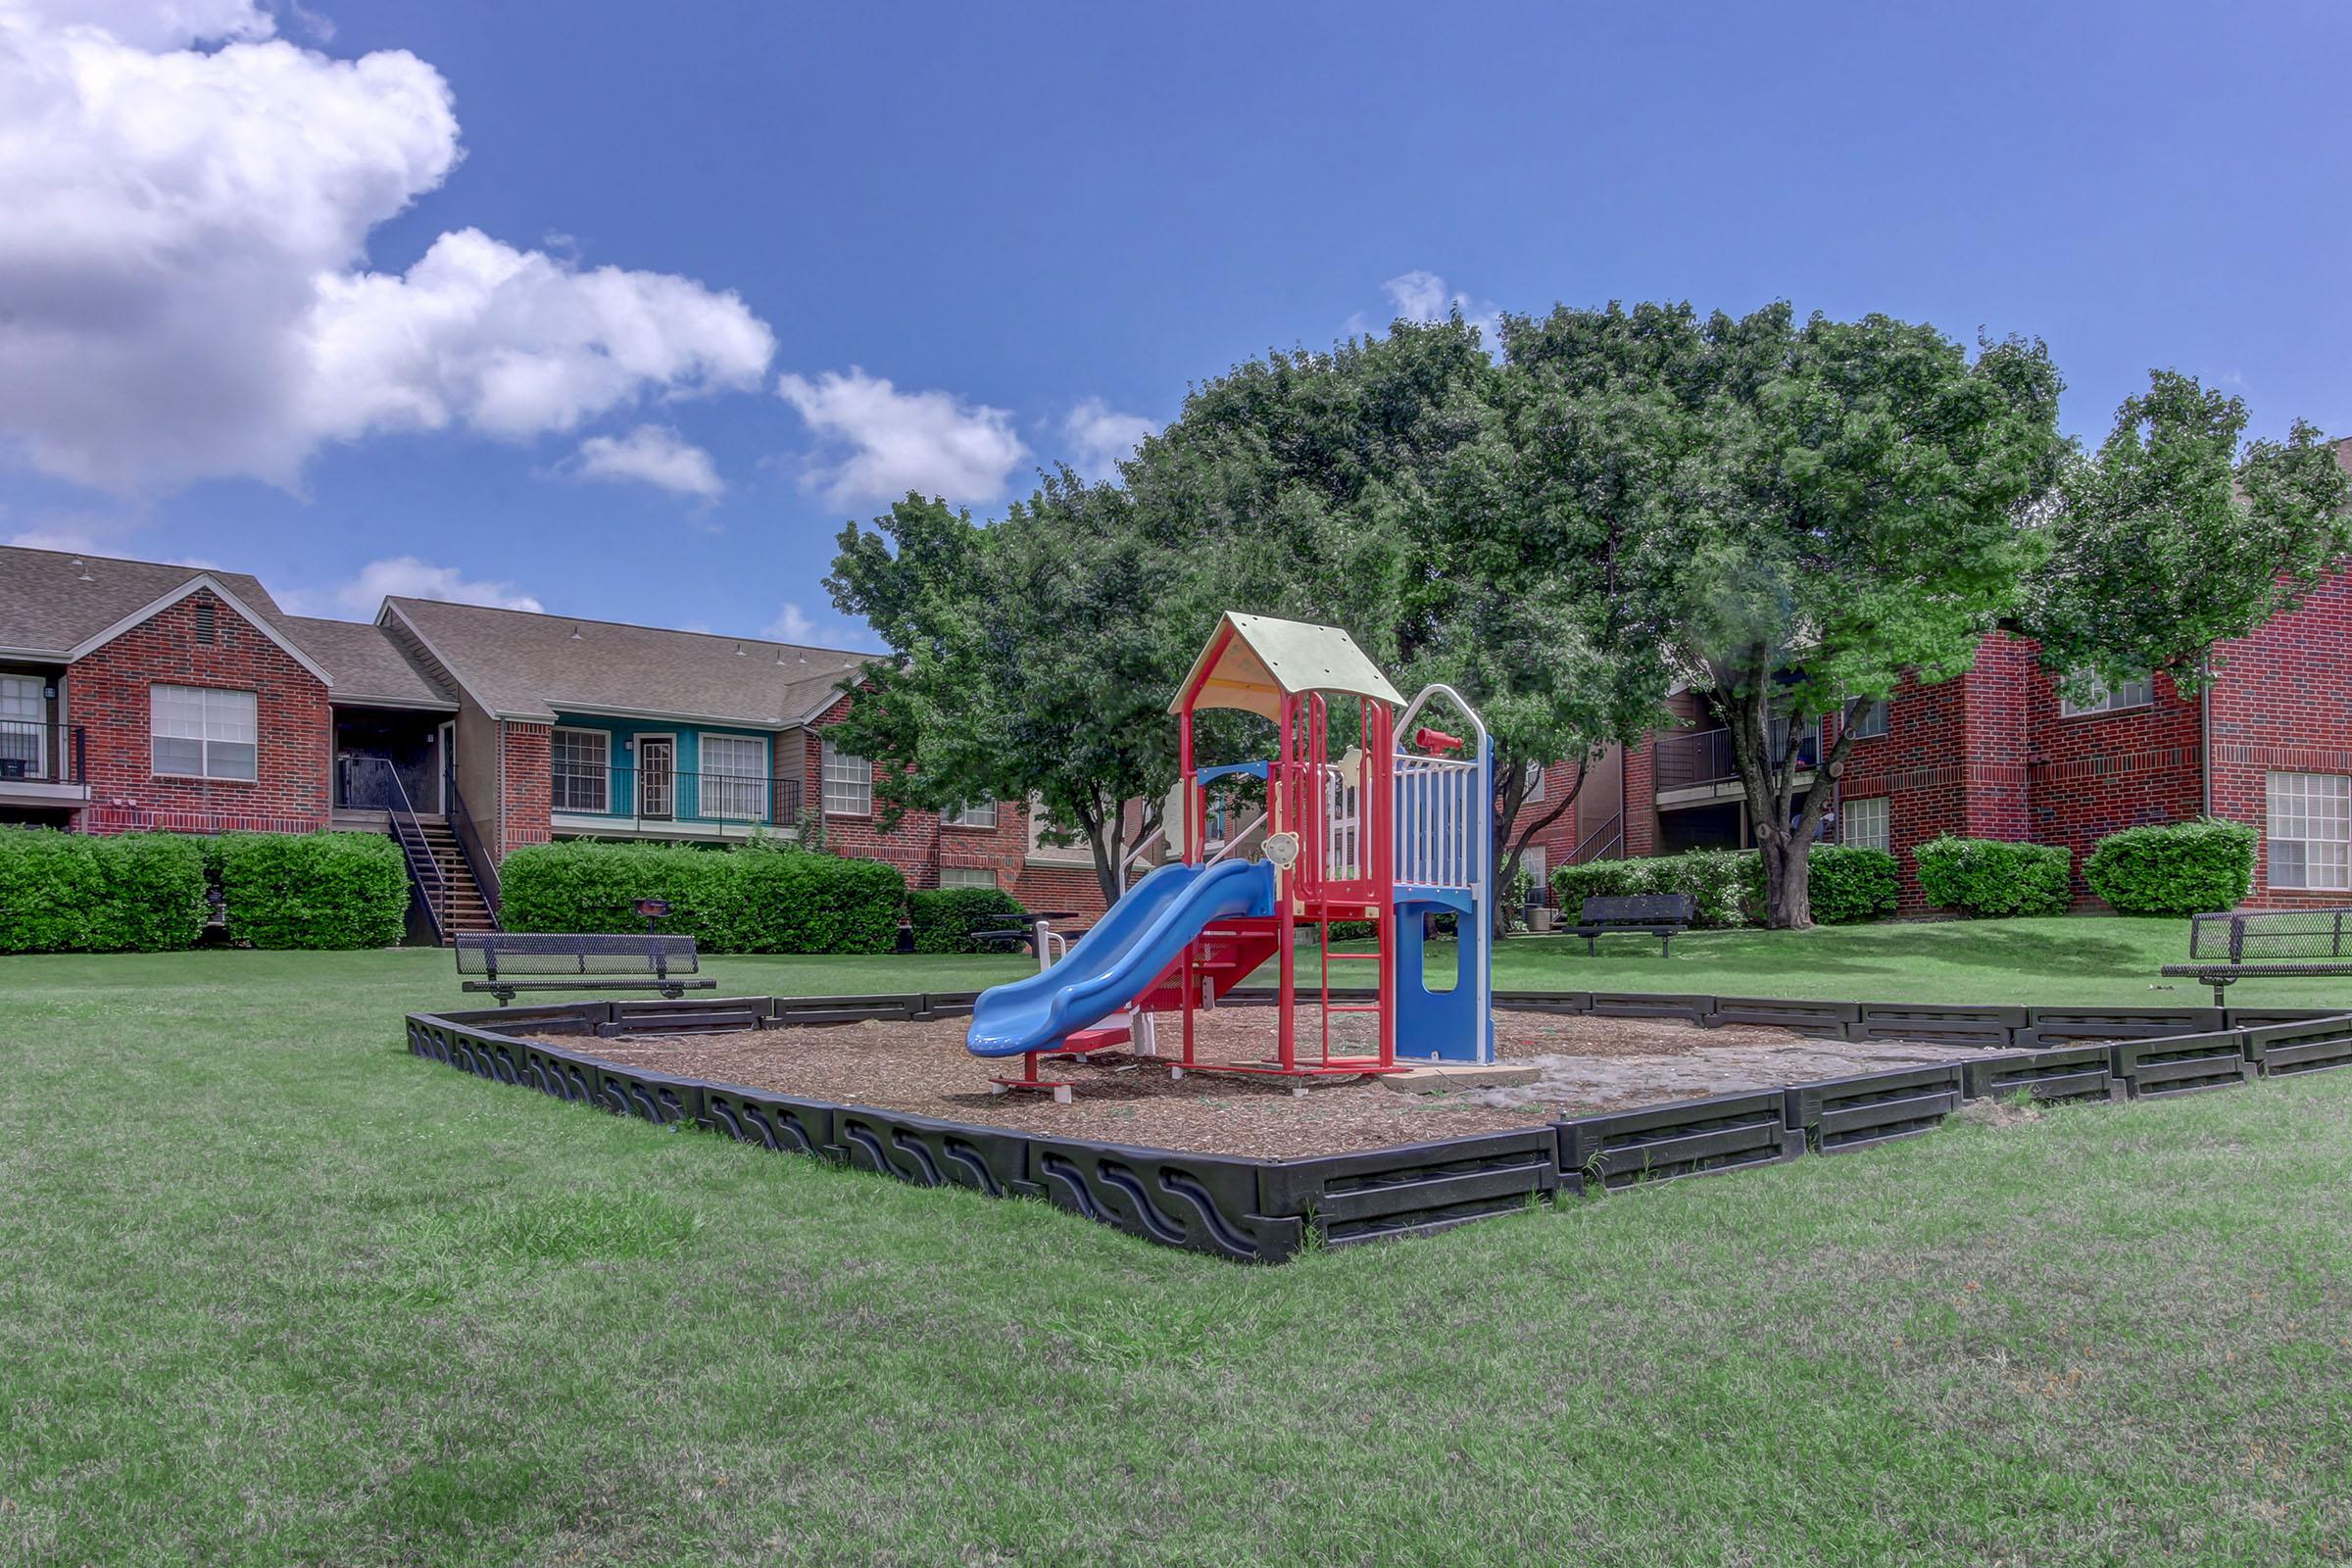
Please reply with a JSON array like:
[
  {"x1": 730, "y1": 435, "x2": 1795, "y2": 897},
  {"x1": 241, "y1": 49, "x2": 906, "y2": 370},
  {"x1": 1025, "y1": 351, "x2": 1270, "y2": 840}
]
[
  {"x1": 1760, "y1": 826, "x2": 1811, "y2": 929},
  {"x1": 1711, "y1": 659, "x2": 1817, "y2": 931},
  {"x1": 1494, "y1": 760, "x2": 1591, "y2": 938}
]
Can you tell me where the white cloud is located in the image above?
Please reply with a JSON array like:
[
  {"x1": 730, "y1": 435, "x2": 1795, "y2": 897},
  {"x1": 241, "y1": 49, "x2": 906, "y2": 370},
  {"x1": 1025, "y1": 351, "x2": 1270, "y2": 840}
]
[
  {"x1": 1380, "y1": 270, "x2": 1503, "y2": 355},
  {"x1": 303, "y1": 556, "x2": 544, "y2": 617},
  {"x1": 1383, "y1": 270, "x2": 1454, "y2": 323},
  {"x1": 570, "y1": 423, "x2": 723, "y2": 501},
  {"x1": 1059, "y1": 398, "x2": 1153, "y2": 481},
  {"x1": 0, "y1": 4, "x2": 775, "y2": 493},
  {"x1": 17, "y1": 0, "x2": 273, "y2": 48},
  {"x1": 766, "y1": 602, "x2": 820, "y2": 642},
  {"x1": 777, "y1": 368, "x2": 1026, "y2": 507},
  {"x1": 5, "y1": 527, "x2": 106, "y2": 553}
]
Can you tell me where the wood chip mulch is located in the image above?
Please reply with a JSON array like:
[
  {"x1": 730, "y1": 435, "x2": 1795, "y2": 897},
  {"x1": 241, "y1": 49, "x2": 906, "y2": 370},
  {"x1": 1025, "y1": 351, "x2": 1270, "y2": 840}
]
[{"x1": 533, "y1": 1004, "x2": 1832, "y2": 1159}]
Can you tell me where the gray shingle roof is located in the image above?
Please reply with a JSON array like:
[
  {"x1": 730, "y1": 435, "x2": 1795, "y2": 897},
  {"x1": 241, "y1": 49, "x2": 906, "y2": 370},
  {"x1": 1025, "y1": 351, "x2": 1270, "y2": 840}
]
[
  {"x1": 383, "y1": 597, "x2": 874, "y2": 725},
  {"x1": 280, "y1": 616, "x2": 456, "y2": 708},
  {"x1": 0, "y1": 545, "x2": 285, "y2": 657}
]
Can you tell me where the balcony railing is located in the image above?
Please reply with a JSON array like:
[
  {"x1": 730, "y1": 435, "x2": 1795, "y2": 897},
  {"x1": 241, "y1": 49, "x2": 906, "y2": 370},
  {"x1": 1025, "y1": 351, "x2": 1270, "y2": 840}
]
[
  {"x1": 552, "y1": 767, "x2": 803, "y2": 833},
  {"x1": 1652, "y1": 724, "x2": 1817, "y2": 792},
  {"x1": 0, "y1": 720, "x2": 85, "y2": 786}
]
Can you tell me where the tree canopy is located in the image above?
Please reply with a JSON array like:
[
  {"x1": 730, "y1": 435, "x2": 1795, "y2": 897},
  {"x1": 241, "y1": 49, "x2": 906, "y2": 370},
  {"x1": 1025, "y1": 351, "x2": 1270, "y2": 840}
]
[
  {"x1": 824, "y1": 305, "x2": 2348, "y2": 933},
  {"x1": 1505, "y1": 301, "x2": 2069, "y2": 927},
  {"x1": 2027, "y1": 368, "x2": 2352, "y2": 696}
]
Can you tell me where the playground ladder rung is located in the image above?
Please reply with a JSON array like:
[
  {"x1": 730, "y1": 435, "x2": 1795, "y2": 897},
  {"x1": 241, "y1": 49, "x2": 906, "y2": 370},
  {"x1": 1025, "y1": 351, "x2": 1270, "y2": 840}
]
[
  {"x1": 1323, "y1": 1004, "x2": 1382, "y2": 1013},
  {"x1": 1322, "y1": 952, "x2": 1381, "y2": 961}
]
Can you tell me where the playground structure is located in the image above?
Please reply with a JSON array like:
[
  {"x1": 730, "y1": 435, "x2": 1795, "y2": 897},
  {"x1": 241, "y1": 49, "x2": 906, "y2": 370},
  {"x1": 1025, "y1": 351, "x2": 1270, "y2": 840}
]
[{"x1": 965, "y1": 612, "x2": 1494, "y2": 1097}]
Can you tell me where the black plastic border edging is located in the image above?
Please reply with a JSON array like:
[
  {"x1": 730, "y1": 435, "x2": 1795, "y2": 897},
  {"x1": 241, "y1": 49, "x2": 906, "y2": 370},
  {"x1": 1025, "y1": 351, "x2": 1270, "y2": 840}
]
[{"x1": 406, "y1": 988, "x2": 2352, "y2": 1264}]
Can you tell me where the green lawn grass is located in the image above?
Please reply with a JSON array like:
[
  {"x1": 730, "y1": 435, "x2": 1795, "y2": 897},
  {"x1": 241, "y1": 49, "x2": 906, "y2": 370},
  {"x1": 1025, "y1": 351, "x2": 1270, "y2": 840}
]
[
  {"x1": 1482, "y1": 913, "x2": 2352, "y2": 1008},
  {"x1": 4, "y1": 937, "x2": 2351, "y2": 1564}
]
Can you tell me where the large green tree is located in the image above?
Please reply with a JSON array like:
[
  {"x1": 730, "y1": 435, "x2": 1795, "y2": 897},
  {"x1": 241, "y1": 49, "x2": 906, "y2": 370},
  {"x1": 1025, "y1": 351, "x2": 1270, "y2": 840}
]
[
  {"x1": 823, "y1": 477, "x2": 1188, "y2": 905},
  {"x1": 1507, "y1": 301, "x2": 2068, "y2": 929},
  {"x1": 1119, "y1": 318, "x2": 1673, "y2": 927},
  {"x1": 2027, "y1": 369, "x2": 2352, "y2": 697}
]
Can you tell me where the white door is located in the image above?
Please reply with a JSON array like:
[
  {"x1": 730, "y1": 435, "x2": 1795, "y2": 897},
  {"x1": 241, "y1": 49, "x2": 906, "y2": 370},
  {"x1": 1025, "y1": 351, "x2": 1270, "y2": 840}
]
[
  {"x1": 638, "y1": 737, "x2": 674, "y2": 819},
  {"x1": 0, "y1": 675, "x2": 42, "y2": 777}
]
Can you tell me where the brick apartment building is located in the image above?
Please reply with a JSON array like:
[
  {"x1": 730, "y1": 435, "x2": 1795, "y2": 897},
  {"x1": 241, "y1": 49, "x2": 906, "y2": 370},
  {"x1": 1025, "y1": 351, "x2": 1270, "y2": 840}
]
[
  {"x1": 1519, "y1": 567, "x2": 2352, "y2": 913},
  {"x1": 0, "y1": 546, "x2": 1107, "y2": 931},
  {"x1": 9, "y1": 535, "x2": 2352, "y2": 928}
]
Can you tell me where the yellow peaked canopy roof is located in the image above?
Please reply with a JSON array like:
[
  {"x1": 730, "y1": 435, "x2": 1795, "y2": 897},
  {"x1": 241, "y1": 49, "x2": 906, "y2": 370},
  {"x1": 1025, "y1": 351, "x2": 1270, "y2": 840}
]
[{"x1": 1169, "y1": 612, "x2": 1406, "y2": 720}]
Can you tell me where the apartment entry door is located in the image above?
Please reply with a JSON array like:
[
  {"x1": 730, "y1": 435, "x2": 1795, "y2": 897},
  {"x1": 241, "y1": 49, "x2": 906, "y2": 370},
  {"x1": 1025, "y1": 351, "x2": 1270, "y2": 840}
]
[{"x1": 638, "y1": 737, "x2": 675, "y2": 819}]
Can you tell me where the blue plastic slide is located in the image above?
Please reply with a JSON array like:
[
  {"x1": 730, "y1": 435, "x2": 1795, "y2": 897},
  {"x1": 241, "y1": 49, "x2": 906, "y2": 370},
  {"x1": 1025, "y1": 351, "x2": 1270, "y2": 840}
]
[{"x1": 965, "y1": 858, "x2": 1277, "y2": 1057}]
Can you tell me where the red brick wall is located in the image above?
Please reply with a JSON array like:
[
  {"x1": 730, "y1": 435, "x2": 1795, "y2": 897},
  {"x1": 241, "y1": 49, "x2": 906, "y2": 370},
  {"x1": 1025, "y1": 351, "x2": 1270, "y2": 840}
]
[
  {"x1": 499, "y1": 721, "x2": 552, "y2": 857},
  {"x1": 1836, "y1": 667, "x2": 1971, "y2": 909},
  {"x1": 804, "y1": 699, "x2": 1106, "y2": 920},
  {"x1": 70, "y1": 589, "x2": 330, "y2": 836},
  {"x1": 2025, "y1": 663, "x2": 2201, "y2": 901},
  {"x1": 1623, "y1": 740, "x2": 1656, "y2": 858},
  {"x1": 2207, "y1": 572, "x2": 2352, "y2": 907}
]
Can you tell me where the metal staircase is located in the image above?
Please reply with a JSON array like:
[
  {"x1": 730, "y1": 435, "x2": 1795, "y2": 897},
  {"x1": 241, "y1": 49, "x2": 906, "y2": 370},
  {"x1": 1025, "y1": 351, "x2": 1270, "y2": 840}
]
[{"x1": 342, "y1": 757, "x2": 499, "y2": 945}]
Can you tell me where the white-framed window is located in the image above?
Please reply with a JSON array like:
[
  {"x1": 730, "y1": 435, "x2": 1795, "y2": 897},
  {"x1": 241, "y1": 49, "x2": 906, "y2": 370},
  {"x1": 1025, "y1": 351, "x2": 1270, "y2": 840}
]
[
  {"x1": 1847, "y1": 699, "x2": 1887, "y2": 740},
  {"x1": 2267, "y1": 772, "x2": 2352, "y2": 890},
  {"x1": 1843, "y1": 796, "x2": 1890, "y2": 852},
  {"x1": 151, "y1": 685, "x2": 255, "y2": 780},
  {"x1": 1516, "y1": 845, "x2": 1547, "y2": 898},
  {"x1": 1025, "y1": 795, "x2": 1094, "y2": 864},
  {"x1": 2060, "y1": 671, "x2": 2155, "y2": 717},
  {"x1": 698, "y1": 733, "x2": 768, "y2": 821},
  {"x1": 1521, "y1": 761, "x2": 1546, "y2": 804},
  {"x1": 551, "y1": 727, "x2": 611, "y2": 813},
  {"x1": 0, "y1": 674, "x2": 42, "y2": 774},
  {"x1": 942, "y1": 800, "x2": 998, "y2": 829},
  {"x1": 820, "y1": 738, "x2": 871, "y2": 815},
  {"x1": 940, "y1": 866, "x2": 1000, "y2": 889}
]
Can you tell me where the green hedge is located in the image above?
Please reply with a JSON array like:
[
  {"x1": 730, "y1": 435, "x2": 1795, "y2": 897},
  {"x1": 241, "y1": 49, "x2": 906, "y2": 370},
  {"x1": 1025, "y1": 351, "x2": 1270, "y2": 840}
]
[
  {"x1": 1549, "y1": 845, "x2": 1897, "y2": 928},
  {"x1": 908, "y1": 886, "x2": 1028, "y2": 954},
  {"x1": 1802, "y1": 846, "x2": 1900, "y2": 924},
  {"x1": 1913, "y1": 835, "x2": 2074, "y2": 918},
  {"x1": 0, "y1": 828, "x2": 209, "y2": 953},
  {"x1": 2083, "y1": 817, "x2": 2256, "y2": 916},
  {"x1": 211, "y1": 831, "x2": 410, "y2": 949},
  {"x1": 500, "y1": 839, "x2": 906, "y2": 954}
]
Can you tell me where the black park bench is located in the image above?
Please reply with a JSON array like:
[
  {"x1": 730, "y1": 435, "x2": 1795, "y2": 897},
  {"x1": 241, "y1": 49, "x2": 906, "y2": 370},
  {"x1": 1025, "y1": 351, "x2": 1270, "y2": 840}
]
[
  {"x1": 1567, "y1": 894, "x2": 1697, "y2": 956},
  {"x1": 2161, "y1": 908, "x2": 2352, "y2": 1004},
  {"x1": 455, "y1": 932, "x2": 715, "y2": 1005}
]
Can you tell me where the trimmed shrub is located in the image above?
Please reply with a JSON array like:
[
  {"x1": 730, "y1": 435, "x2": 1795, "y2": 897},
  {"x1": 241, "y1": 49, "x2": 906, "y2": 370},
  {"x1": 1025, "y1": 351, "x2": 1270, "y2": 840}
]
[
  {"x1": 0, "y1": 828, "x2": 208, "y2": 953},
  {"x1": 498, "y1": 840, "x2": 720, "y2": 937},
  {"x1": 1804, "y1": 846, "x2": 1900, "y2": 925},
  {"x1": 1552, "y1": 844, "x2": 1897, "y2": 928},
  {"x1": 1913, "y1": 835, "x2": 2073, "y2": 918},
  {"x1": 908, "y1": 886, "x2": 1028, "y2": 954},
  {"x1": 501, "y1": 839, "x2": 906, "y2": 955},
  {"x1": 2083, "y1": 817, "x2": 2257, "y2": 916},
  {"x1": 1551, "y1": 848, "x2": 1749, "y2": 927},
  {"x1": 213, "y1": 831, "x2": 410, "y2": 949},
  {"x1": 1549, "y1": 857, "x2": 1644, "y2": 908}
]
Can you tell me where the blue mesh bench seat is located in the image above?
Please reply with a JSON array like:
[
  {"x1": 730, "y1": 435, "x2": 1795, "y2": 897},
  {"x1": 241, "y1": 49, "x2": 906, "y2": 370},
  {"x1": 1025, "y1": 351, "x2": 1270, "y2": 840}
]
[
  {"x1": 2162, "y1": 908, "x2": 2352, "y2": 1004},
  {"x1": 454, "y1": 932, "x2": 714, "y2": 1005}
]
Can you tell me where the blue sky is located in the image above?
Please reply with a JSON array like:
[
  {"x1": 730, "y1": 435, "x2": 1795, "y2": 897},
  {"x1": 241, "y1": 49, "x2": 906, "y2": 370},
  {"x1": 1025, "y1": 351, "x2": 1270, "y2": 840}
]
[{"x1": 3, "y1": 0, "x2": 2348, "y2": 648}]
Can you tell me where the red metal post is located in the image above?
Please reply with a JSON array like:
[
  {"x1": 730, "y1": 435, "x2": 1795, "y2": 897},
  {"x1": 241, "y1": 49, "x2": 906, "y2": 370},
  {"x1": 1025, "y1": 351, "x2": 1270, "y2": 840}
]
[
  {"x1": 1371, "y1": 699, "x2": 1397, "y2": 1068},
  {"x1": 1276, "y1": 692, "x2": 1297, "y2": 1073},
  {"x1": 1179, "y1": 706, "x2": 1197, "y2": 1068}
]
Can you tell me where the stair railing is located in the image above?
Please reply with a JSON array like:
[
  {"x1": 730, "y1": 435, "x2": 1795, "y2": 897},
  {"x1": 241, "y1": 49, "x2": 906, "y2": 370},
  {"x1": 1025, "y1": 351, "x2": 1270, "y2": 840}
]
[
  {"x1": 1569, "y1": 810, "x2": 1624, "y2": 864},
  {"x1": 351, "y1": 757, "x2": 446, "y2": 944},
  {"x1": 446, "y1": 778, "x2": 503, "y2": 928}
]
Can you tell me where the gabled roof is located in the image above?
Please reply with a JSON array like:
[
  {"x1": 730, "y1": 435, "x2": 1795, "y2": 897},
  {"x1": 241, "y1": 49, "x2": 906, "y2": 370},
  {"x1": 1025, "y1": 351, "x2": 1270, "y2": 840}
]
[
  {"x1": 281, "y1": 616, "x2": 456, "y2": 710},
  {"x1": 1171, "y1": 612, "x2": 1405, "y2": 719},
  {"x1": 0, "y1": 546, "x2": 332, "y2": 683},
  {"x1": 0, "y1": 545, "x2": 287, "y2": 660},
  {"x1": 381, "y1": 597, "x2": 875, "y2": 726}
]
